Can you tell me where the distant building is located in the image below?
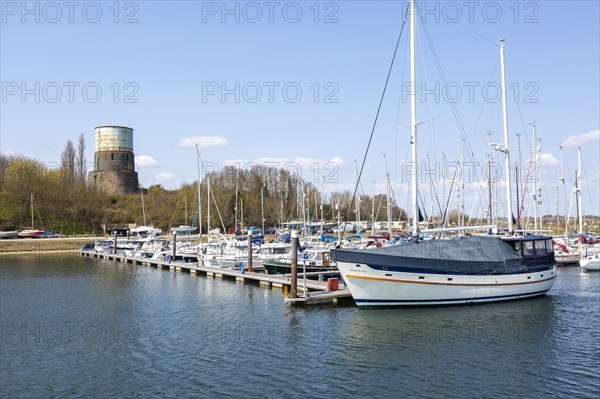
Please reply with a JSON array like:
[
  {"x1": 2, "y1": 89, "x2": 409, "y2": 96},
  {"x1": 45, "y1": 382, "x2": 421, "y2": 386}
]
[{"x1": 89, "y1": 126, "x2": 139, "y2": 195}]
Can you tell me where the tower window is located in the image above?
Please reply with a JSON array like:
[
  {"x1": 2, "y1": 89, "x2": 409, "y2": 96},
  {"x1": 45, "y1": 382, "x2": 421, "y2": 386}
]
[{"x1": 111, "y1": 153, "x2": 114, "y2": 161}]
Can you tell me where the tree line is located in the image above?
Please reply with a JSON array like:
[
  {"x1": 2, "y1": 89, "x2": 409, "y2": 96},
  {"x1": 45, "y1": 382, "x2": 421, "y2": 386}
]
[{"x1": 0, "y1": 138, "x2": 406, "y2": 234}]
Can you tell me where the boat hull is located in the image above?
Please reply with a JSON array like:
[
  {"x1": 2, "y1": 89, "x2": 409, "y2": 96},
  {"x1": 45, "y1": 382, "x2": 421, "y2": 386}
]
[
  {"x1": 336, "y1": 261, "x2": 557, "y2": 307},
  {"x1": 0, "y1": 231, "x2": 18, "y2": 239},
  {"x1": 17, "y1": 230, "x2": 45, "y2": 238},
  {"x1": 263, "y1": 260, "x2": 336, "y2": 275},
  {"x1": 555, "y1": 253, "x2": 580, "y2": 265},
  {"x1": 580, "y1": 258, "x2": 600, "y2": 271}
]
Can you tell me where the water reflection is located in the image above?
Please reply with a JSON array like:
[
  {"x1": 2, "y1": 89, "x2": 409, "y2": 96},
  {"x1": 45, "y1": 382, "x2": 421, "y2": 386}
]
[{"x1": 1, "y1": 255, "x2": 598, "y2": 399}]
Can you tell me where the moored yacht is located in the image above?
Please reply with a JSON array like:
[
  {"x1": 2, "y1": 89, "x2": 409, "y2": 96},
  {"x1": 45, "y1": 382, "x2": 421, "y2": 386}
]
[
  {"x1": 331, "y1": 0, "x2": 556, "y2": 307},
  {"x1": 332, "y1": 235, "x2": 556, "y2": 306}
]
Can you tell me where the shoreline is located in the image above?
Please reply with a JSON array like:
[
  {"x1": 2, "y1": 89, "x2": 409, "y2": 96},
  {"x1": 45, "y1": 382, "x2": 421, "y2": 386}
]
[{"x1": 0, "y1": 237, "x2": 98, "y2": 254}]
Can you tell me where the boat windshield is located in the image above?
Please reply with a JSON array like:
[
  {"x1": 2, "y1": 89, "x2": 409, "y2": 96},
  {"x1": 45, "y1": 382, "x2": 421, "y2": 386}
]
[{"x1": 524, "y1": 241, "x2": 535, "y2": 256}]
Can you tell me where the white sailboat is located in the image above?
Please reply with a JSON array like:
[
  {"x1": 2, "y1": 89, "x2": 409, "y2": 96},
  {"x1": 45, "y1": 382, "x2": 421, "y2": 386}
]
[
  {"x1": 17, "y1": 193, "x2": 45, "y2": 238},
  {"x1": 130, "y1": 190, "x2": 162, "y2": 237},
  {"x1": 331, "y1": 1, "x2": 557, "y2": 306},
  {"x1": 576, "y1": 147, "x2": 600, "y2": 271}
]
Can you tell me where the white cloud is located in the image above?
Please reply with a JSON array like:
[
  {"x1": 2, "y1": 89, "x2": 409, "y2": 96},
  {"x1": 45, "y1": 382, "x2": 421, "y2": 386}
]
[
  {"x1": 178, "y1": 136, "x2": 229, "y2": 148},
  {"x1": 136, "y1": 155, "x2": 158, "y2": 168},
  {"x1": 154, "y1": 172, "x2": 176, "y2": 181},
  {"x1": 539, "y1": 153, "x2": 559, "y2": 166},
  {"x1": 330, "y1": 156, "x2": 345, "y2": 166},
  {"x1": 562, "y1": 129, "x2": 599, "y2": 147}
]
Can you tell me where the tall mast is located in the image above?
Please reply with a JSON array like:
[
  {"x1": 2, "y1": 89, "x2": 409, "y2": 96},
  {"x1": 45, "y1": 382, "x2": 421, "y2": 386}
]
[
  {"x1": 499, "y1": 38, "x2": 514, "y2": 234},
  {"x1": 207, "y1": 176, "x2": 211, "y2": 237},
  {"x1": 559, "y1": 144, "x2": 568, "y2": 235},
  {"x1": 140, "y1": 190, "x2": 147, "y2": 226},
  {"x1": 184, "y1": 196, "x2": 188, "y2": 226},
  {"x1": 234, "y1": 169, "x2": 239, "y2": 231},
  {"x1": 354, "y1": 159, "x2": 360, "y2": 230},
  {"x1": 576, "y1": 147, "x2": 583, "y2": 236},
  {"x1": 195, "y1": 145, "x2": 203, "y2": 245},
  {"x1": 487, "y1": 132, "x2": 493, "y2": 224},
  {"x1": 371, "y1": 180, "x2": 376, "y2": 234},
  {"x1": 384, "y1": 153, "x2": 392, "y2": 238},
  {"x1": 516, "y1": 132, "x2": 522, "y2": 225},
  {"x1": 31, "y1": 193, "x2": 34, "y2": 229},
  {"x1": 531, "y1": 123, "x2": 538, "y2": 232},
  {"x1": 460, "y1": 138, "x2": 465, "y2": 229},
  {"x1": 280, "y1": 196, "x2": 284, "y2": 230},
  {"x1": 261, "y1": 184, "x2": 265, "y2": 235},
  {"x1": 302, "y1": 186, "x2": 306, "y2": 237},
  {"x1": 537, "y1": 136, "x2": 543, "y2": 231},
  {"x1": 442, "y1": 153, "x2": 446, "y2": 220},
  {"x1": 321, "y1": 176, "x2": 325, "y2": 237},
  {"x1": 410, "y1": 0, "x2": 419, "y2": 235},
  {"x1": 554, "y1": 185, "x2": 560, "y2": 232}
]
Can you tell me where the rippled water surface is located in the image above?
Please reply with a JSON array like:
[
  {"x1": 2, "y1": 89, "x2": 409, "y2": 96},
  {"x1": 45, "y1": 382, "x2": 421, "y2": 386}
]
[{"x1": 1, "y1": 254, "x2": 599, "y2": 398}]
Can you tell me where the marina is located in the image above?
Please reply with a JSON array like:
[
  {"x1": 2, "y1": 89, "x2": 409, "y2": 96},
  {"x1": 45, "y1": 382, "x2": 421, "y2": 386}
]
[
  {"x1": 79, "y1": 248, "x2": 352, "y2": 306},
  {"x1": 1, "y1": 1, "x2": 599, "y2": 398}
]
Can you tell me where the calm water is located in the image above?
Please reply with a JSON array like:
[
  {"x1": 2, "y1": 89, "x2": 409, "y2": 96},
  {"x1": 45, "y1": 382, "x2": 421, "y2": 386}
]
[{"x1": 1, "y1": 253, "x2": 599, "y2": 398}]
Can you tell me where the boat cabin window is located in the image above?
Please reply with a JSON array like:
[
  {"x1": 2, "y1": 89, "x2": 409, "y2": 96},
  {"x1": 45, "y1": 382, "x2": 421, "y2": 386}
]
[
  {"x1": 523, "y1": 241, "x2": 535, "y2": 256},
  {"x1": 512, "y1": 241, "x2": 521, "y2": 251},
  {"x1": 535, "y1": 240, "x2": 546, "y2": 255},
  {"x1": 546, "y1": 239, "x2": 553, "y2": 251}
]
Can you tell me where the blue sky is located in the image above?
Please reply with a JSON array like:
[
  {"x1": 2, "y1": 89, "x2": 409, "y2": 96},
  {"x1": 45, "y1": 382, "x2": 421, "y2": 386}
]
[{"x1": 1, "y1": 1, "x2": 599, "y2": 221}]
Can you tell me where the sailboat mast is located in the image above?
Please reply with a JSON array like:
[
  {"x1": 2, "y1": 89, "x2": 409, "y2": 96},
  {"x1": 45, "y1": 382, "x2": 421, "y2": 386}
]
[
  {"x1": 531, "y1": 123, "x2": 538, "y2": 233},
  {"x1": 354, "y1": 160, "x2": 360, "y2": 230},
  {"x1": 559, "y1": 144, "x2": 568, "y2": 235},
  {"x1": 516, "y1": 132, "x2": 522, "y2": 224},
  {"x1": 140, "y1": 190, "x2": 147, "y2": 226},
  {"x1": 261, "y1": 185, "x2": 265, "y2": 236},
  {"x1": 371, "y1": 180, "x2": 376, "y2": 234},
  {"x1": 234, "y1": 169, "x2": 239, "y2": 231},
  {"x1": 207, "y1": 176, "x2": 211, "y2": 236},
  {"x1": 499, "y1": 38, "x2": 514, "y2": 234},
  {"x1": 460, "y1": 138, "x2": 465, "y2": 229},
  {"x1": 486, "y1": 131, "x2": 493, "y2": 224},
  {"x1": 195, "y1": 145, "x2": 203, "y2": 245},
  {"x1": 410, "y1": 0, "x2": 419, "y2": 235},
  {"x1": 537, "y1": 136, "x2": 543, "y2": 231},
  {"x1": 577, "y1": 147, "x2": 583, "y2": 236},
  {"x1": 321, "y1": 177, "x2": 325, "y2": 237},
  {"x1": 384, "y1": 153, "x2": 392, "y2": 238},
  {"x1": 31, "y1": 193, "x2": 34, "y2": 229}
]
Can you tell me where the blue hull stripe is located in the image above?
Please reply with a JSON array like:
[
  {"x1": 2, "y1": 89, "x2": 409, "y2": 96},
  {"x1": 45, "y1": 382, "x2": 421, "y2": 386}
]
[{"x1": 354, "y1": 289, "x2": 550, "y2": 304}]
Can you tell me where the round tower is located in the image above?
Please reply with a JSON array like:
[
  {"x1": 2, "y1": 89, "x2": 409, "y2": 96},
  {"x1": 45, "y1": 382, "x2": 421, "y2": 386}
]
[{"x1": 90, "y1": 126, "x2": 139, "y2": 194}]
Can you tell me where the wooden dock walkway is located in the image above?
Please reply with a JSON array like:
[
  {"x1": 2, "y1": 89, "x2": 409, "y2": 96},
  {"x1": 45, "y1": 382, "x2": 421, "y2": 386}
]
[{"x1": 80, "y1": 250, "x2": 352, "y2": 306}]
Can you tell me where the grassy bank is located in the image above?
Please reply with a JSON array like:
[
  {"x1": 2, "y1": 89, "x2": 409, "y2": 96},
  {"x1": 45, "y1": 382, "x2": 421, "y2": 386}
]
[{"x1": 0, "y1": 237, "x2": 98, "y2": 254}]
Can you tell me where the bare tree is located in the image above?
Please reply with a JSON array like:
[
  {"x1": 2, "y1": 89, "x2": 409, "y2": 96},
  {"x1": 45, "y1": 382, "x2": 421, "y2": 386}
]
[
  {"x1": 76, "y1": 133, "x2": 87, "y2": 183},
  {"x1": 60, "y1": 139, "x2": 76, "y2": 184}
]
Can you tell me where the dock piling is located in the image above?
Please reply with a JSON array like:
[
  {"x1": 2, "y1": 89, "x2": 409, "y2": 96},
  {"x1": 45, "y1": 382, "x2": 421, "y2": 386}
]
[
  {"x1": 172, "y1": 231, "x2": 177, "y2": 261},
  {"x1": 247, "y1": 232, "x2": 253, "y2": 272},
  {"x1": 113, "y1": 231, "x2": 117, "y2": 255},
  {"x1": 290, "y1": 231, "x2": 298, "y2": 298}
]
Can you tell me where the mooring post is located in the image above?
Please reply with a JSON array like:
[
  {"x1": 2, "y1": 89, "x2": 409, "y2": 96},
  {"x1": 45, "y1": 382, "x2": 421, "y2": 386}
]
[
  {"x1": 291, "y1": 231, "x2": 298, "y2": 298},
  {"x1": 113, "y1": 231, "x2": 117, "y2": 255},
  {"x1": 172, "y1": 231, "x2": 177, "y2": 262},
  {"x1": 247, "y1": 231, "x2": 253, "y2": 272}
]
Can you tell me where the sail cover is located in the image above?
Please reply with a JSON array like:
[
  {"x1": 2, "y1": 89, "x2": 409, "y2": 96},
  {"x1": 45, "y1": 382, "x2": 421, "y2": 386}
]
[{"x1": 332, "y1": 235, "x2": 527, "y2": 274}]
